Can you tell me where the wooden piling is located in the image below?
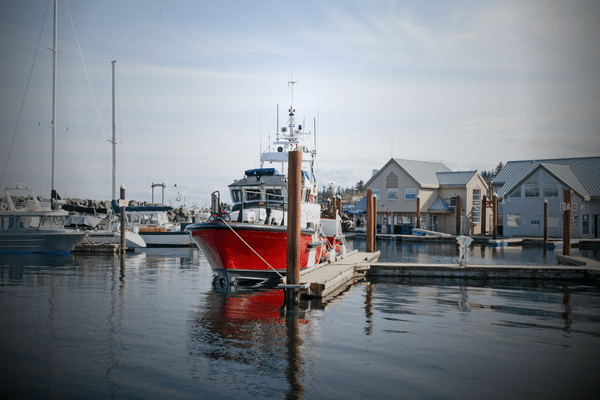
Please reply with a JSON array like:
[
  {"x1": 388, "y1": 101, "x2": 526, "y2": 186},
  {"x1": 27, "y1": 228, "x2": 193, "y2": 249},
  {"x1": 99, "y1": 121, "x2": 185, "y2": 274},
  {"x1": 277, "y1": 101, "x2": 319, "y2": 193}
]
[
  {"x1": 286, "y1": 150, "x2": 302, "y2": 286},
  {"x1": 482, "y1": 195, "x2": 487, "y2": 235},
  {"x1": 416, "y1": 196, "x2": 421, "y2": 229},
  {"x1": 371, "y1": 192, "x2": 377, "y2": 251},
  {"x1": 366, "y1": 189, "x2": 374, "y2": 253},
  {"x1": 120, "y1": 184, "x2": 126, "y2": 254},
  {"x1": 563, "y1": 189, "x2": 571, "y2": 256},
  {"x1": 492, "y1": 194, "x2": 498, "y2": 240},
  {"x1": 543, "y1": 199, "x2": 548, "y2": 244},
  {"x1": 455, "y1": 195, "x2": 461, "y2": 236}
]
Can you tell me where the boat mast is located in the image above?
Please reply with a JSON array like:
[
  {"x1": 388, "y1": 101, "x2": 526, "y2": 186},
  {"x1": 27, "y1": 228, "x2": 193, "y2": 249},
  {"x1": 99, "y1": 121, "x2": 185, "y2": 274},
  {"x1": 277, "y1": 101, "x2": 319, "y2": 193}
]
[
  {"x1": 111, "y1": 60, "x2": 117, "y2": 200},
  {"x1": 51, "y1": 0, "x2": 57, "y2": 200}
]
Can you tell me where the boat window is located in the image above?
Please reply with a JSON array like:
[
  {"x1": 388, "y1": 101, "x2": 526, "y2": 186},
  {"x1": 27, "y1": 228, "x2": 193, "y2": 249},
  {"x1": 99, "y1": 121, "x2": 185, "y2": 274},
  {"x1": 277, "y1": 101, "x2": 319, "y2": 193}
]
[
  {"x1": 266, "y1": 189, "x2": 282, "y2": 202},
  {"x1": 231, "y1": 189, "x2": 241, "y2": 203},
  {"x1": 157, "y1": 213, "x2": 168, "y2": 225},
  {"x1": 54, "y1": 216, "x2": 65, "y2": 226},
  {"x1": 0, "y1": 216, "x2": 15, "y2": 230},
  {"x1": 245, "y1": 189, "x2": 262, "y2": 202},
  {"x1": 18, "y1": 216, "x2": 41, "y2": 229}
]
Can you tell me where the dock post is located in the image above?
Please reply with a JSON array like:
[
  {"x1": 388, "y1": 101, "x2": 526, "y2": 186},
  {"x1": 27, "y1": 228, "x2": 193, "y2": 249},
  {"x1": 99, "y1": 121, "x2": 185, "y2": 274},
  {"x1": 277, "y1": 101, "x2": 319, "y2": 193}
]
[
  {"x1": 416, "y1": 196, "x2": 421, "y2": 229},
  {"x1": 366, "y1": 189, "x2": 374, "y2": 253},
  {"x1": 371, "y1": 192, "x2": 377, "y2": 251},
  {"x1": 563, "y1": 189, "x2": 571, "y2": 256},
  {"x1": 455, "y1": 195, "x2": 461, "y2": 236},
  {"x1": 120, "y1": 184, "x2": 126, "y2": 254},
  {"x1": 543, "y1": 199, "x2": 548, "y2": 244},
  {"x1": 492, "y1": 193, "x2": 498, "y2": 240},
  {"x1": 482, "y1": 195, "x2": 487, "y2": 235},
  {"x1": 286, "y1": 150, "x2": 302, "y2": 305}
]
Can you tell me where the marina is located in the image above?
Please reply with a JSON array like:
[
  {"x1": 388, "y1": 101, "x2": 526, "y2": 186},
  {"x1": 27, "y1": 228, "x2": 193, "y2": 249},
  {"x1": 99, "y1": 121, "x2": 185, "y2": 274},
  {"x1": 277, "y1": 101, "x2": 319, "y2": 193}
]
[{"x1": 1, "y1": 245, "x2": 599, "y2": 399}]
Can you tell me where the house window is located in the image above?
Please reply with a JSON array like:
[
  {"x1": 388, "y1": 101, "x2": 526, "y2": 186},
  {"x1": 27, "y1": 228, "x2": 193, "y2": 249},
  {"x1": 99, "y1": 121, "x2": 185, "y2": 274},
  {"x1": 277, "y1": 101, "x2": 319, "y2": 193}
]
[
  {"x1": 450, "y1": 197, "x2": 456, "y2": 207},
  {"x1": 524, "y1": 174, "x2": 539, "y2": 197},
  {"x1": 472, "y1": 189, "x2": 481, "y2": 223},
  {"x1": 572, "y1": 214, "x2": 578, "y2": 228},
  {"x1": 543, "y1": 184, "x2": 558, "y2": 197},
  {"x1": 507, "y1": 214, "x2": 521, "y2": 227},
  {"x1": 386, "y1": 172, "x2": 398, "y2": 189},
  {"x1": 582, "y1": 215, "x2": 590, "y2": 235},
  {"x1": 387, "y1": 189, "x2": 398, "y2": 200}
]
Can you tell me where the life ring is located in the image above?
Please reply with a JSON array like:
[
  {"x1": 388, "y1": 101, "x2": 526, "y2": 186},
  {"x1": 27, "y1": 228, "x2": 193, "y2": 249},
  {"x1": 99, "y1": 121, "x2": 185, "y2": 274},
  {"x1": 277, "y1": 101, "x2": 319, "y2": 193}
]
[{"x1": 0, "y1": 202, "x2": 7, "y2": 210}]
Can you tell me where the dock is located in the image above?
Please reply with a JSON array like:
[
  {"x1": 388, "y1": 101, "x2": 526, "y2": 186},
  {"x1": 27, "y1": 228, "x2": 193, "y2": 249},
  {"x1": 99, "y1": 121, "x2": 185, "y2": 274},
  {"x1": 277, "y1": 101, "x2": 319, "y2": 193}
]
[
  {"x1": 73, "y1": 242, "x2": 124, "y2": 253},
  {"x1": 369, "y1": 255, "x2": 600, "y2": 281},
  {"x1": 281, "y1": 251, "x2": 600, "y2": 301},
  {"x1": 280, "y1": 250, "x2": 381, "y2": 300}
]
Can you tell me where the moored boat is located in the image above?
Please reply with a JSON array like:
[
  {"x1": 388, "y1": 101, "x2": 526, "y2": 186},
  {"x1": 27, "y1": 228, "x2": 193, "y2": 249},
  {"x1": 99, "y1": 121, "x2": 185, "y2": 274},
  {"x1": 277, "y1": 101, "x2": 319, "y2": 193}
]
[
  {"x1": 187, "y1": 102, "x2": 345, "y2": 284},
  {"x1": 0, "y1": 184, "x2": 88, "y2": 253}
]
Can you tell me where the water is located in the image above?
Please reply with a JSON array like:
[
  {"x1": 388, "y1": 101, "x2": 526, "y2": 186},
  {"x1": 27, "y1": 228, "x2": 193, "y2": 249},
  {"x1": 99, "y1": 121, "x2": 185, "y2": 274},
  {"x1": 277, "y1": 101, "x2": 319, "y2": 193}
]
[
  {"x1": 347, "y1": 237, "x2": 600, "y2": 264},
  {"x1": 1, "y1": 245, "x2": 599, "y2": 399}
]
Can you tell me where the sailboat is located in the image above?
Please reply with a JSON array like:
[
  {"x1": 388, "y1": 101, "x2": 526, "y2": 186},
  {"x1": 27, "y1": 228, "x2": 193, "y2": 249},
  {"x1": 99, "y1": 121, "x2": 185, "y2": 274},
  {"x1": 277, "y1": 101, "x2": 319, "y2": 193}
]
[
  {"x1": 0, "y1": 0, "x2": 87, "y2": 253},
  {"x1": 69, "y1": 61, "x2": 146, "y2": 249}
]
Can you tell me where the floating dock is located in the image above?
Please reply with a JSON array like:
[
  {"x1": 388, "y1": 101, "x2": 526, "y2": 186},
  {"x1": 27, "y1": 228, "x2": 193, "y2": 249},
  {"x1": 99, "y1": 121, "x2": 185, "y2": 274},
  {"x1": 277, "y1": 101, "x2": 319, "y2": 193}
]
[
  {"x1": 284, "y1": 251, "x2": 600, "y2": 300},
  {"x1": 73, "y1": 242, "x2": 123, "y2": 253},
  {"x1": 281, "y1": 250, "x2": 381, "y2": 300}
]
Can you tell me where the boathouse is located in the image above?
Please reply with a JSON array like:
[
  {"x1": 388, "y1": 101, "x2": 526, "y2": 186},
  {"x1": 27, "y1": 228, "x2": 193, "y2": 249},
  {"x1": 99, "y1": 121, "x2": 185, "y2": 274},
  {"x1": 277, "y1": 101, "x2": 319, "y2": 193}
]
[
  {"x1": 492, "y1": 156, "x2": 600, "y2": 239},
  {"x1": 364, "y1": 158, "x2": 491, "y2": 236}
]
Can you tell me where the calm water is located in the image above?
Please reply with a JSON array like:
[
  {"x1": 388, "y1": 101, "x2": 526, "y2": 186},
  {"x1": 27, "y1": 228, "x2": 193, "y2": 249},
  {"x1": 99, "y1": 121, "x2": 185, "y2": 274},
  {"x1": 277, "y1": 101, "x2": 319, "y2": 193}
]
[{"x1": 1, "y1": 244, "x2": 600, "y2": 399}]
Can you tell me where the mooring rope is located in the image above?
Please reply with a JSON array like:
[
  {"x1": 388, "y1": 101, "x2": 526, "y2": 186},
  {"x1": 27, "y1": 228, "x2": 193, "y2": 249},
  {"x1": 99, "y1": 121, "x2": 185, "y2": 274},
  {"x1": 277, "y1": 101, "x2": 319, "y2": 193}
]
[{"x1": 221, "y1": 220, "x2": 284, "y2": 279}]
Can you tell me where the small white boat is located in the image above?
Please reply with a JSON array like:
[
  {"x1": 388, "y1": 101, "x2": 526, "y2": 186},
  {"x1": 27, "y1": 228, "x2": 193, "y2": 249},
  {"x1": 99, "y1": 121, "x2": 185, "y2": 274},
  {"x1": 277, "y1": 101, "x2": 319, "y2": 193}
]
[
  {"x1": 65, "y1": 214, "x2": 146, "y2": 248},
  {"x1": 113, "y1": 203, "x2": 193, "y2": 247},
  {"x1": 0, "y1": 184, "x2": 88, "y2": 253}
]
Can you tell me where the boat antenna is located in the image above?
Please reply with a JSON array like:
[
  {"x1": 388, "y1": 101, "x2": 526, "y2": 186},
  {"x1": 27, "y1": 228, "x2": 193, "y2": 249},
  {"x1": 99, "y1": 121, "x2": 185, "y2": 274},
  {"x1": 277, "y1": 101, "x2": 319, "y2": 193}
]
[{"x1": 288, "y1": 76, "x2": 297, "y2": 103}]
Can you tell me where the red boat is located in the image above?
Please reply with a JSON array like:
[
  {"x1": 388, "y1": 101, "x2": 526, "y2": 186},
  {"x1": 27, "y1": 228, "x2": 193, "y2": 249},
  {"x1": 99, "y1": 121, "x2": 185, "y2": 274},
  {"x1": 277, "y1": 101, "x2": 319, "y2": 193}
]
[{"x1": 187, "y1": 102, "x2": 345, "y2": 284}]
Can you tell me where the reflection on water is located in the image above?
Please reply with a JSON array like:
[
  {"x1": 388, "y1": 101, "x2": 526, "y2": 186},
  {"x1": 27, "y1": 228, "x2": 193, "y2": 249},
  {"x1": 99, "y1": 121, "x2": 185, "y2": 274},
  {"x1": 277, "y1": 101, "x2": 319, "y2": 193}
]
[
  {"x1": 1, "y1": 247, "x2": 599, "y2": 398},
  {"x1": 348, "y1": 237, "x2": 600, "y2": 264}
]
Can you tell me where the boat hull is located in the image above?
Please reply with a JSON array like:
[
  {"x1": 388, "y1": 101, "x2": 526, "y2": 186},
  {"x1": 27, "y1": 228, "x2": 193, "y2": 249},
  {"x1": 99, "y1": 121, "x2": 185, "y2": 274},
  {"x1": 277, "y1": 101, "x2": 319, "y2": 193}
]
[
  {"x1": 139, "y1": 231, "x2": 192, "y2": 247},
  {"x1": 85, "y1": 230, "x2": 146, "y2": 248},
  {"x1": 188, "y1": 222, "x2": 325, "y2": 283},
  {"x1": 0, "y1": 231, "x2": 88, "y2": 253}
]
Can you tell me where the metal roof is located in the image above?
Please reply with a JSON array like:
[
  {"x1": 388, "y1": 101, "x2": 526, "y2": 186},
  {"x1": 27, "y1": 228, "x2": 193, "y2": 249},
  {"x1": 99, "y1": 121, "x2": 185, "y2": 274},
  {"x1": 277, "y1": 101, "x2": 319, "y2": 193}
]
[
  {"x1": 428, "y1": 196, "x2": 453, "y2": 212},
  {"x1": 394, "y1": 159, "x2": 451, "y2": 187},
  {"x1": 436, "y1": 171, "x2": 477, "y2": 187},
  {"x1": 493, "y1": 157, "x2": 600, "y2": 198}
]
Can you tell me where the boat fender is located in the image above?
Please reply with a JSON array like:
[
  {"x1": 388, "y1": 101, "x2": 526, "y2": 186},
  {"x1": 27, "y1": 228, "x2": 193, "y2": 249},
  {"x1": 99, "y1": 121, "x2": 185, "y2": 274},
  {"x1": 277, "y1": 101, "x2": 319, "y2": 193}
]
[{"x1": 0, "y1": 203, "x2": 7, "y2": 210}]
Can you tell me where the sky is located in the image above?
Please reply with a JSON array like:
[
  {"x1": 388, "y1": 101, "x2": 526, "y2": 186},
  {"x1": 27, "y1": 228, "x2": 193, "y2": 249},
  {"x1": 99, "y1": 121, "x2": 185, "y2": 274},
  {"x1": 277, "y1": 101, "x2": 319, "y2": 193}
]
[{"x1": 1, "y1": 0, "x2": 599, "y2": 207}]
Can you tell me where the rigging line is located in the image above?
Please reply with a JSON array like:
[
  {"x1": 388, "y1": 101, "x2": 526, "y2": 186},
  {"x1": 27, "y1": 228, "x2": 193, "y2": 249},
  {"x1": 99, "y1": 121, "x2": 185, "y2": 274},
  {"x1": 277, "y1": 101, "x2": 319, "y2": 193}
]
[
  {"x1": 65, "y1": 1, "x2": 107, "y2": 143},
  {"x1": 0, "y1": 0, "x2": 51, "y2": 190},
  {"x1": 221, "y1": 221, "x2": 284, "y2": 279}
]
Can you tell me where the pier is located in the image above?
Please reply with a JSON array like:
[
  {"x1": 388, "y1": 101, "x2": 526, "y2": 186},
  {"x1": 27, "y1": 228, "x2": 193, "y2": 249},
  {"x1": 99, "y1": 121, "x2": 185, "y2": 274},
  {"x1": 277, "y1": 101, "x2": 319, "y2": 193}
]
[
  {"x1": 283, "y1": 250, "x2": 600, "y2": 301},
  {"x1": 280, "y1": 250, "x2": 381, "y2": 300}
]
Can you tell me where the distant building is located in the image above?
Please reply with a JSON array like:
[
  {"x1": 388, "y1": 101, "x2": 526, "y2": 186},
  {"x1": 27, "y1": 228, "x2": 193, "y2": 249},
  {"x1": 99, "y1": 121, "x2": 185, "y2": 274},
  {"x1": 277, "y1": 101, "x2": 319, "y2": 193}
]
[
  {"x1": 492, "y1": 157, "x2": 600, "y2": 239},
  {"x1": 364, "y1": 158, "x2": 490, "y2": 235}
]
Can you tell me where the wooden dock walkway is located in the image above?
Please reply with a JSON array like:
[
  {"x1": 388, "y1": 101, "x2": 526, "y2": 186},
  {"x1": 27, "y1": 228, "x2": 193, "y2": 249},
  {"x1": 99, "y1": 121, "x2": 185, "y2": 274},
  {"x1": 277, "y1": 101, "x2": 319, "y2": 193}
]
[
  {"x1": 281, "y1": 252, "x2": 599, "y2": 301},
  {"x1": 369, "y1": 255, "x2": 600, "y2": 281},
  {"x1": 281, "y1": 250, "x2": 381, "y2": 300}
]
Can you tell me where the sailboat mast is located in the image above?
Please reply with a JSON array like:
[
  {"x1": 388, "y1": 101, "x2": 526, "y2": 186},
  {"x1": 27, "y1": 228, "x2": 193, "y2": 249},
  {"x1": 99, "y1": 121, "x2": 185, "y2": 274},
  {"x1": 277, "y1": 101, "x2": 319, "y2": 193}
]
[
  {"x1": 112, "y1": 60, "x2": 116, "y2": 200},
  {"x1": 51, "y1": 0, "x2": 57, "y2": 199}
]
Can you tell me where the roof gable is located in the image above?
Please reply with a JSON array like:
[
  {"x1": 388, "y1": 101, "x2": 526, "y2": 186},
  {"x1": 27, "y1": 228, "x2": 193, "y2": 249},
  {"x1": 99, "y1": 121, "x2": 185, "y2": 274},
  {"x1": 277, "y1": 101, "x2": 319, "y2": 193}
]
[
  {"x1": 365, "y1": 158, "x2": 450, "y2": 188},
  {"x1": 493, "y1": 157, "x2": 600, "y2": 198}
]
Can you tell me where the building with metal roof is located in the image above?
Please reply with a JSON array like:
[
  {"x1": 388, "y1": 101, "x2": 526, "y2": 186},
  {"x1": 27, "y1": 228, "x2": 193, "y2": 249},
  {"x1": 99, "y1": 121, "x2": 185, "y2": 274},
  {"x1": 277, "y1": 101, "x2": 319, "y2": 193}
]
[
  {"x1": 364, "y1": 158, "x2": 490, "y2": 235},
  {"x1": 492, "y1": 157, "x2": 600, "y2": 238}
]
